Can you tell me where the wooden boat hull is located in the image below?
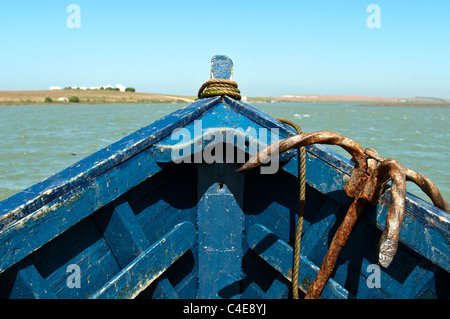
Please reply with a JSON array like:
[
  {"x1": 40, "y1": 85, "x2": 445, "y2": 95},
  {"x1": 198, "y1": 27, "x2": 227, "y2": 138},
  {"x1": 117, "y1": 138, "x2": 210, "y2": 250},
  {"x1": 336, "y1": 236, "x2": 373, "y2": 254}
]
[{"x1": 0, "y1": 96, "x2": 448, "y2": 299}]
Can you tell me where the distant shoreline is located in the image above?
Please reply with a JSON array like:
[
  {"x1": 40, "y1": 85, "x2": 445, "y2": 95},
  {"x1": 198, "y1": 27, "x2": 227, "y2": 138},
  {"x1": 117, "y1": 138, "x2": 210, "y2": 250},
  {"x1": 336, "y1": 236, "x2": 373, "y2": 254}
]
[
  {"x1": 249, "y1": 100, "x2": 450, "y2": 107},
  {"x1": 1, "y1": 90, "x2": 449, "y2": 107},
  {"x1": 247, "y1": 95, "x2": 450, "y2": 107},
  {"x1": 0, "y1": 90, "x2": 196, "y2": 105}
]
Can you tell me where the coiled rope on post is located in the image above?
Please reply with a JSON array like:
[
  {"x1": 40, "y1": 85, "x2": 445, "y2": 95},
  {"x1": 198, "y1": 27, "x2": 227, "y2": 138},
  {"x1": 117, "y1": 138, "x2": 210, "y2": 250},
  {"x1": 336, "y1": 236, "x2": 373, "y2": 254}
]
[
  {"x1": 276, "y1": 118, "x2": 306, "y2": 299},
  {"x1": 198, "y1": 79, "x2": 242, "y2": 100}
]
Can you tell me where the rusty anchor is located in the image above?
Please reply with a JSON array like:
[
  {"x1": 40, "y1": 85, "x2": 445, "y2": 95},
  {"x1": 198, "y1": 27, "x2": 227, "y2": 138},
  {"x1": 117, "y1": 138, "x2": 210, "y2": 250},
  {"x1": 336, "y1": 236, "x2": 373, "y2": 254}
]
[{"x1": 237, "y1": 130, "x2": 450, "y2": 299}]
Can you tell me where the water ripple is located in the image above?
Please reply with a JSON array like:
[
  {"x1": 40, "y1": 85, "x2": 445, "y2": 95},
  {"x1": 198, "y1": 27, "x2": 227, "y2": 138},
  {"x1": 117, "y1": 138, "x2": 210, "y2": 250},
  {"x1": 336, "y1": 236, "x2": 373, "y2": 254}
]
[{"x1": 0, "y1": 102, "x2": 448, "y2": 203}]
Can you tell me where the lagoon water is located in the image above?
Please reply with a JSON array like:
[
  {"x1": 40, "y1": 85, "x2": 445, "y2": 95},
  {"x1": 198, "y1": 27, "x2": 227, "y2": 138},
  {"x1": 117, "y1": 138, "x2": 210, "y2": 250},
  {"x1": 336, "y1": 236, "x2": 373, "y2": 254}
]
[{"x1": 0, "y1": 102, "x2": 448, "y2": 204}]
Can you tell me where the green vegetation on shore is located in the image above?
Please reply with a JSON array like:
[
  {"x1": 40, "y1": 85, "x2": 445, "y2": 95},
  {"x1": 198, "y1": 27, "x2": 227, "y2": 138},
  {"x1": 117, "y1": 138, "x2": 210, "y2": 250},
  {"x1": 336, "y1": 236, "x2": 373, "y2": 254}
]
[{"x1": 0, "y1": 90, "x2": 196, "y2": 105}]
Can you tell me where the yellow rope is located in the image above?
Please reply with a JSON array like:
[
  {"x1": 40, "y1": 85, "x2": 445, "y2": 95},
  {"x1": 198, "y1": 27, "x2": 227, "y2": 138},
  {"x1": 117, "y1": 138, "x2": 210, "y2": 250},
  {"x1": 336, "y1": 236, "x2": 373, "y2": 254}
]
[
  {"x1": 198, "y1": 79, "x2": 241, "y2": 100},
  {"x1": 276, "y1": 118, "x2": 306, "y2": 299}
]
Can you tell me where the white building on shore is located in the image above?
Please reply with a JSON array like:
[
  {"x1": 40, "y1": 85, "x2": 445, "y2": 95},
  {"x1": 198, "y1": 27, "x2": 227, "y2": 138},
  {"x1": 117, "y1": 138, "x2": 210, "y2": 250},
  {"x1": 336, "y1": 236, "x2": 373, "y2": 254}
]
[
  {"x1": 53, "y1": 83, "x2": 131, "y2": 91},
  {"x1": 116, "y1": 84, "x2": 126, "y2": 92}
]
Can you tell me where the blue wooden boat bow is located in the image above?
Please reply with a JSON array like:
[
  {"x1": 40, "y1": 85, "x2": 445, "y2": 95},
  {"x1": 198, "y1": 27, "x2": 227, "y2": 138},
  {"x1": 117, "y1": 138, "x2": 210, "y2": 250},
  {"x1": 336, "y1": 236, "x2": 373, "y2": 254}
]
[{"x1": 0, "y1": 56, "x2": 448, "y2": 299}]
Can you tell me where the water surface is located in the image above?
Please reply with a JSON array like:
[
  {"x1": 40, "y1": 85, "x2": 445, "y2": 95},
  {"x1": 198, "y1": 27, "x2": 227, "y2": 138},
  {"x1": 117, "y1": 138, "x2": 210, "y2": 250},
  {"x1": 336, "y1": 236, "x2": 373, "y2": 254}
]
[{"x1": 0, "y1": 102, "x2": 448, "y2": 203}]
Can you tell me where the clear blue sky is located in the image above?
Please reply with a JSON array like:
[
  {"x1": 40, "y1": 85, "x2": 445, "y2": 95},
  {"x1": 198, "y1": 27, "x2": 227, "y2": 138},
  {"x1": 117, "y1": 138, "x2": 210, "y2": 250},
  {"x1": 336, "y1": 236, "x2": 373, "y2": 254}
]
[{"x1": 0, "y1": 1, "x2": 449, "y2": 98}]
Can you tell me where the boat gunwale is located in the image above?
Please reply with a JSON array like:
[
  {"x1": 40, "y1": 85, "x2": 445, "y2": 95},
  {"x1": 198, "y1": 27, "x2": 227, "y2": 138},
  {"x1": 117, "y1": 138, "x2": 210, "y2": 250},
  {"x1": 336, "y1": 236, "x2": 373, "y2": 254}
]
[
  {"x1": 0, "y1": 96, "x2": 448, "y2": 276},
  {"x1": 0, "y1": 97, "x2": 223, "y2": 230}
]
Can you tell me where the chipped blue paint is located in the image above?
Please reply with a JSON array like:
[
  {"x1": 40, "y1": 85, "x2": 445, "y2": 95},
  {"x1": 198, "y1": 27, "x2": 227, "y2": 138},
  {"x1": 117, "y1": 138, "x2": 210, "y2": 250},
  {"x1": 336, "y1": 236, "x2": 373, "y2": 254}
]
[
  {"x1": 247, "y1": 223, "x2": 351, "y2": 299},
  {"x1": 211, "y1": 55, "x2": 233, "y2": 80},
  {"x1": 197, "y1": 162, "x2": 244, "y2": 299},
  {"x1": 0, "y1": 56, "x2": 448, "y2": 299},
  {"x1": 0, "y1": 97, "x2": 221, "y2": 230},
  {"x1": 152, "y1": 102, "x2": 296, "y2": 164},
  {"x1": 90, "y1": 221, "x2": 196, "y2": 299}
]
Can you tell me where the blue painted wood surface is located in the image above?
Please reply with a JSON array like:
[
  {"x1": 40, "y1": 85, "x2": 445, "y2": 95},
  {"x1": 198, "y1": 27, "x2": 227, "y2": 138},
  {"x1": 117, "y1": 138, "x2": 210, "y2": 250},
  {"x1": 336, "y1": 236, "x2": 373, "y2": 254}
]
[
  {"x1": 0, "y1": 96, "x2": 221, "y2": 230},
  {"x1": 90, "y1": 221, "x2": 196, "y2": 299},
  {"x1": 198, "y1": 162, "x2": 244, "y2": 298},
  {"x1": 247, "y1": 223, "x2": 350, "y2": 299},
  {"x1": 0, "y1": 57, "x2": 449, "y2": 299},
  {"x1": 9, "y1": 264, "x2": 57, "y2": 299},
  {"x1": 211, "y1": 55, "x2": 233, "y2": 80},
  {"x1": 93, "y1": 201, "x2": 150, "y2": 268}
]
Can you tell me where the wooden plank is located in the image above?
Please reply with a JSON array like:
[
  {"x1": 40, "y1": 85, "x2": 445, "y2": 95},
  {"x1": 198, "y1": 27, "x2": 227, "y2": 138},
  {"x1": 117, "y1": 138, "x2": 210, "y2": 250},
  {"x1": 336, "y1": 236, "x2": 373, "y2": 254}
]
[
  {"x1": 378, "y1": 193, "x2": 450, "y2": 273},
  {"x1": 395, "y1": 261, "x2": 449, "y2": 298},
  {"x1": 152, "y1": 276, "x2": 179, "y2": 299},
  {"x1": 152, "y1": 102, "x2": 295, "y2": 164},
  {"x1": 160, "y1": 248, "x2": 198, "y2": 299},
  {"x1": 247, "y1": 223, "x2": 351, "y2": 299},
  {"x1": 328, "y1": 211, "x2": 398, "y2": 299},
  {"x1": 240, "y1": 240, "x2": 291, "y2": 299},
  {"x1": 129, "y1": 163, "x2": 198, "y2": 245},
  {"x1": 29, "y1": 216, "x2": 121, "y2": 299},
  {"x1": 243, "y1": 167, "x2": 299, "y2": 245},
  {"x1": 306, "y1": 143, "x2": 355, "y2": 174},
  {"x1": 223, "y1": 96, "x2": 296, "y2": 138},
  {"x1": 303, "y1": 149, "x2": 353, "y2": 207},
  {"x1": 0, "y1": 147, "x2": 160, "y2": 274},
  {"x1": 0, "y1": 97, "x2": 221, "y2": 231},
  {"x1": 197, "y1": 162, "x2": 244, "y2": 299},
  {"x1": 90, "y1": 221, "x2": 196, "y2": 299},
  {"x1": 93, "y1": 201, "x2": 149, "y2": 268},
  {"x1": 9, "y1": 264, "x2": 56, "y2": 299},
  {"x1": 300, "y1": 197, "x2": 342, "y2": 266}
]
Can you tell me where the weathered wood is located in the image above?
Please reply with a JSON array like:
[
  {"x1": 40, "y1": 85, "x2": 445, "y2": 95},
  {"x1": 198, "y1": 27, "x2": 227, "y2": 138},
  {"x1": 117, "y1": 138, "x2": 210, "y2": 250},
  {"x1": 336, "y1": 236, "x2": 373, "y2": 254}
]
[
  {"x1": 90, "y1": 221, "x2": 196, "y2": 299},
  {"x1": 10, "y1": 264, "x2": 56, "y2": 299},
  {"x1": 198, "y1": 162, "x2": 244, "y2": 299},
  {"x1": 247, "y1": 223, "x2": 351, "y2": 299},
  {"x1": 300, "y1": 197, "x2": 342, "y2": 266},
  {"x1": 30, "y1": 216, "x2": 121, "y2": 298},
  {"x1": 152, "y1": 276, "x2": 179, "y2": 299},
  {"x1": 211, "y1": 55, "x2": 233, "y2": 80},
  {"x1": 395, "y1": 261, "x2": 441, "y2": 299},
  {"x1": 224, "y1": 96, "x2": 296, "y2": 139},
  {"x1": 0, "y1": 97, "x2": 222, "y2": 231},
  {"x1": 93, "y1": 201, "x2": 149, "y2": 268},
  {"x1": 152, "y1": 102, "x2": 295, "y2": 164},
  {"x1": 129, "y1": 163, "x2": 198, "y2": 245},
  {"x1": 0, "y1": 147, "x2": 160, "y2": 274}
]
